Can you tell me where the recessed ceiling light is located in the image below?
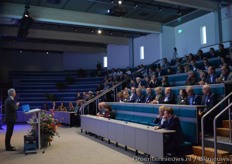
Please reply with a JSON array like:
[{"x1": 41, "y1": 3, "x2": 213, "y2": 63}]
[
  {"x1": 118, "y1": 0, "x2": 122, "y2": 5},
  {"x1": 46, "y1": 51, "x2": 49, "y2": 54},
  {"x1": 91, "y1": 30, "x2": 94, "y2": 33},
  {"x1": 107, "y1": 9, "x2": 110, "y2": 13},
  {"x1": 97, "y1": 30, "x2": 102, "y2": 34},
  {"x1": 20, "y1": 50, "x2": 22, "y2": 53}
]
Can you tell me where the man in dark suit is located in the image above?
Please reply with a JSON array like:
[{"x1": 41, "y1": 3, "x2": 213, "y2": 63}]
[
  {"x1": 199, "y1": 85, "x2": 217, "y2": 116},
  {"x1": 5, "y1": 88, "x2": 19, "y2": 151},
  {"x1": 135, "y1": 88, "x2": 145, "y2": 103},
  {"x1": 159, "y1": 87, "x2": 175, "y2": 104},
  {"x1": 205, "y1": 66, "x2": 219, "y2": 84},
  {"x1": 156, "y1": 107, "x2": 184, "y2": 155},
  {"x1": 186, "y1": 86, "x2": 201, "y2": 105},
  {"x1": 150, "y1": 74, "x2": 161, "y2": 88},
  {"x1": 145, "y1": 88, "x2": 155, "y2": 103},
  {"x1": 127, "y1": 87, "x2": 138, "y2": 103},
  {"x1": 216, "y1": 65, "x2": 232, "y2": 83}
]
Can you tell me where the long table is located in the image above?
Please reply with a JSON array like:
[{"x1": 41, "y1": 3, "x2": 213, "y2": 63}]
[{"x1": 81, "y1": 115, "x2": 175, "y2": 158}]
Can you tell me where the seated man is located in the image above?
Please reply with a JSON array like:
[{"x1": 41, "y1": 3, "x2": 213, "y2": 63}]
[
  {"x1": 186, "y1": 86, "x2": 201, "y2": 105},
  {"x1": 159, "y1": 87, "x2": 175, "y2": 104},
  {"x1": 149, "y1": 74, "x2": 161, "y2": 88},
  {"x1": 58, "y1": 102, "x2": 67, "y2": 111},
  {"x1": 127, "y1": 87, "x2": 138, "y2": 103},
  {"x1": 135, "y1": 88, "x2": 145, "y2": 103},
  {"x1": 205, "y1": 66, "x2": 219, "y2": 84},
  {"x1": 145, "y1": 87, "x2": 155, "y2": 103},
  {"x1": 216, "y1": 65, "x2": 232, "y2": 83},
  {"x1": 155, "y1": 107, "x2": 184, "y2": 155},
  {"x1": 185, "y1": 71, "x2": 198, "y2": 85}
]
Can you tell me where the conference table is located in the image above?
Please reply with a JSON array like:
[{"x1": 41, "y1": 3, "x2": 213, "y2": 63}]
[{"x1": 81, "y1": 115, "x2": 175, "y2": 158}]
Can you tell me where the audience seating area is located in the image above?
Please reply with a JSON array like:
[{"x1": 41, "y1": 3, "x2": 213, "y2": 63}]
[{"x1": 11, "y1": 71, "x2": 104, "y2": 110}]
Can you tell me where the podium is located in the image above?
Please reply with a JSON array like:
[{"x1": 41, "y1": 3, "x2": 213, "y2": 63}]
[{"x1": 24, "y1": 108, "x2": 41, "y2": 154}]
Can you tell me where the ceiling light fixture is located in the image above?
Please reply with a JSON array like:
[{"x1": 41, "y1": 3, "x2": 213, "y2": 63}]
[
  {"x1": 97, "y1": 30, "x2": 102, "y2": 34},
  {"x1": 118, "y1": 0, "x2": 122, "y2": 5},
  {"x1": 134, "y1": 3, "x2": 138, "y2": 8}
]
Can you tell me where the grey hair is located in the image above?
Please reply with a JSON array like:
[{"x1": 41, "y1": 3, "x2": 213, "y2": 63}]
[{"x1": 8, "y1": 88, "x2": 16, "y2": 96}]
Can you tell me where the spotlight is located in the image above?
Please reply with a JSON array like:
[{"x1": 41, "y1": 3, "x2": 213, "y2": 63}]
[
  {"x1": 134, "y1": 3, "x2": 138, "y2": 8},
  {"x1": 24, "y1": 11, "x2": 29, "y2": 17},
  {"x1": 107, "y1": 9, "x2": 111, "y2": 13},
  {"x1": 118, "y1": 0, "x2": 122, "y2": 5},
  {"x1": 111, "y1": 0, "x2": 114, "y2": 3},
  {"x1": 97, "y1": 30, "x2": 102, "y2": 34}
]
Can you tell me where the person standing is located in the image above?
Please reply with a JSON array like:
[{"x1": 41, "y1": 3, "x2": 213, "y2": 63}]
[{"x1": 5, "y1": 88, "x2": 19, "y2": 151}]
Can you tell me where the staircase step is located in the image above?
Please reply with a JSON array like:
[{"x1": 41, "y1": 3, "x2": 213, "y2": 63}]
[
  {"x1": 186, "y1": 154, "x2": 222, "y2": 164},
  {"x1": 192, "y1": 146, "x2": 230, "y2": 158},
  {"x1": 222, "y1": 120, "x2": 232, "y2": 128},
  {"x1": 217, "y1": 128, "x2": 232, "y2": 137}
]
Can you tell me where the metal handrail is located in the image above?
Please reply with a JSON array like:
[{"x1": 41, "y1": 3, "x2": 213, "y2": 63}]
[
  {"x1": 201, "y1": 91, "x2": 232, "y2": 163},
  {"x1": 213, "y1": 102, "x2": 232, "y2": 164},
  {"x1": 80, "y1": 69, "x2": 143, "y2": 115}
]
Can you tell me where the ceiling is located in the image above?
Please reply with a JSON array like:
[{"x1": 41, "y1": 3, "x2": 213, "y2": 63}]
[{"x1": 0, "y1": 0, "x2": 231, "y2": 53}]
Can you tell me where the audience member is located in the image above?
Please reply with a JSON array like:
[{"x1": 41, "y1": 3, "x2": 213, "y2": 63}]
[
  {"x1": 201, "y1": 58, "x2": 210, "y2": 70},
  {"x1": 125, "y1": 67, "x2": 131, "y2": 75},
  {"x1": 208, "y1": 47, "x2": 218, "y2": 58},
  {"x1": 122, "y1": 88, "x2": 130, "y2": 101},
  {"x1": 41, "y1": 103, "x2": 49, "y2": 111},
  {"x1": 154, "y1": 105, "x2": 166, "y2": 127},
  {"x1": 144, "y1": 87, "x2": 155, "y2": 103},
  {"x1": 144, "y1": 76, "x2": 151, "y2": 88},
  {"x1": 76, "y1": 92, "x2": 83, "y2": 101},
  {"x1": 189, "y1": 60, "x2": 200, "y2": 72},
  {"x1": 50, "y1": 101, "x2": 57, "y2": 110},
  {"x1": 148, "y1": 67, "x2": 156, "y2": 77},
  {"x1": 57, "y1": 102, "x2": 67, "y2": 111},
  {"x1": 198, "y1": 71, "x2": 207, "y2": 85},
  {"x1": 196, "y1": 50, "x2": 205, "y2": 61},
  {"x1": 229, "y1": 50, "x2": 232, "y2": 66},
  {"x1": 96, "y1": 102, "x2": 106, "y2": 116},
  {"x1": 155, "y1": 107, "x2": 184, "y2": 156},
  {"x1": 130, "y1": 79, "x2": 138, "y2": 88},
  {"x1": 135, "y1": 88, "x2": 145, "y2": 103},
  {"x1": 205, "y1": 66, "x2": 218, "y2": 84},
  {"x1": 159, "y1": 87, "x2": 175, "y2": 104},
  {"x1": 127, "y1": 87, "x2": 138, "y2": 102},
  {"x1": 67, "y1": 102, "x2": 75, "y2": 111},
  {"x1": 150, "y1": 74, "x2": 161, "y2": 88},
  {"x1": 219, "y1": 56, "x2": 229, "y2": 68},
  {"x1": 185, "y1": 71, "x2": 197, "y2": 85},
  {"x1": 117, "y1": 91, "x2": 124, "y2": 102},
  {"x1": 161, "y1": 76, "x2": 171, "y2": 87},
  {"x1": 184, "y1": 64, "x2": 190, "y2": 73},
  {"x1": 162, "y1": 58, "x2": 170, "y2": 68},
  {"x1": 177, "y1": 89, "x2": 187, "y2": 105},
  {"x1": 216, "y1": 65, "x2": 232, "y2": 83},
  {"x1": 186, "y1": 86, "x2": 201, "y2": 105},
  {"x1": 199, "y1": 85, "x2": 217, "y2": 117},
  {"x1": 150, "y1": 87, "x2": 163, "y2": 104},
  {"x1": 101, "y1": 104, "x2": 115, "y2": 119},
  {"x1": 155, "y1": 67, "x2": 165, "y2": 77},
  {"x1": 218, "y1": 43, "x2": 228, "y2": 57},
  {"x1": 176, "y1": 64, "x2": 184, "y2": 73},
  {"x1": 166, "y1": 67, "x2": 174, "y2": 75}
]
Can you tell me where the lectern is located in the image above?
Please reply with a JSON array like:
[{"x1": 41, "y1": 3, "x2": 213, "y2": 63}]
[{"x1": 24, "y1": 108, "x2": 41, "y2": 153}]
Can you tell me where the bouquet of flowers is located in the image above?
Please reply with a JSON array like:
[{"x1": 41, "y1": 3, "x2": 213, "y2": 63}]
[{"x1": 40, "y1": 111, "x2": 60, "y2": 143}]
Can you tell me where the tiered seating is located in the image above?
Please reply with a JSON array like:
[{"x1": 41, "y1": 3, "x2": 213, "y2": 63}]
[
  {"x1": 217, "y1": 120, "x2": 232, "y2": 137},
  {"x1": 12, "y1": 71, "x2": 104, "y2": 109}
]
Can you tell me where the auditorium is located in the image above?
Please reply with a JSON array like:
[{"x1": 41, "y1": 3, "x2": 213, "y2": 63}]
[{"x1": 0, "y1": 0, "x2": 232, "y2": 163}]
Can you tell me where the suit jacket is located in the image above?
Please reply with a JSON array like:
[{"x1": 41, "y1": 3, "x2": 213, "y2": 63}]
[
  {"x1": 186, "y1": 94, "x2": 201, "y2": 105},
  {"x1": 219, "y1": 72, "x2": 232, "y2": 82},
  {"x1": 160, "y1": 115, "x2": 184, "y2": 145},
  {"x1": 4, "y1": 97, "x2": 18, "y2": 123},
  {"x1": 150, "y1": 79, "x2": 161, "y2": 88},
  {"x1": 206, "y1": 73, "x2": 218, "y2": 84},
  {"x1": 145, "y1": 94, "x2": 155, "y2": 103},
  {"x1": 159, "y1": 94, "x2": 175, "y2": 104},
  {"x1": 135, "y1": 95, "x2": 145, "y2": 103},
  {"x1": 128, "y1": 93, "x2": 138, "y2": 103},
  {"x1": 201, "y1": 92, "x2": 217, "y2": 112}
]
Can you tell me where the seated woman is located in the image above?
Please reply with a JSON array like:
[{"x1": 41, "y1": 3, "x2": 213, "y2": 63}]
[
  {"x1": 122, "y1": 88, "x2": 130, "y2": 101},
  {"x1": 150, "y1": 87, "x2": 163, "y2": 104},
  {"x1": 58, "y1": 102, "x2": 67, "y2": 111},
  {"x1": 178, "y1": 89, "x2": 187, "y2": 105},
  {"x1": 154, "y1": 106, "x2": 166, "y2": 129},
  {"x1": 117, "y1": 91, "x2": 124, "y2": 102},
  {"x1": 102, "y1": 104, "x2": 115, "y2": 119}
]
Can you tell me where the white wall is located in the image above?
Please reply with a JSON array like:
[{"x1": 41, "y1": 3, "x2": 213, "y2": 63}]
[
  {"x1": 107, "y1": 44, "x2": 129, "y2": 69},
  {"x1": 221, "y1": 5, "x2": 232, "y2": 42},
  {"x1": 133, "y1": 33, "x2": 161, "y2": 67},
  {"x1": 161, "y1": 26, "x2": 175, "y2": 60},
  {"x1": 63, "y1": 52, "x2": 105, "y2": 70},
  {"x1": 174, "y1": 12, "x2": 217, "y2": 57}
]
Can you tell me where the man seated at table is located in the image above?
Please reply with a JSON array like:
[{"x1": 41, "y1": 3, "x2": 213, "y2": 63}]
[
  {"x1": 97, "y1": 102, "x2": 115, "y2": 119},
  {"x1": 127, "y1": 87, "x2": 138, "y2": 103},
  {"x1": 155, "y1": 107, "x2": 184, "y2": 156},
  {"x1": 159, "y1": 87, "x2": 175, "y2": 104},
  {"x1": 135, "y1": 88, "x2": 145, "y2": 103}
]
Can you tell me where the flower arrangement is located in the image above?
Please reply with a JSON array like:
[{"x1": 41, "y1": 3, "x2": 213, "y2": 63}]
[{"x1": 40, "y1": 111, "x2": 60, "y2": 143}]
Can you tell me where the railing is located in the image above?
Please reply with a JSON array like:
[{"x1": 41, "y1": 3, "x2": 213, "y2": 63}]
[
  {"x1": 213, "y1": 102, "x2": 232, "y2": 163},
  {"x1": 201, "y1": 91, "x2": 232, "y2": 163}
]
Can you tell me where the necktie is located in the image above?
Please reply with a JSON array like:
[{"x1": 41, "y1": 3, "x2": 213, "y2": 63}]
[
  {"x1": 190, "y1": 97, "x2": 193, "y2": 105},
  {"x1": 205, "y1": 96, "x2": 208, "y2": 105}
]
